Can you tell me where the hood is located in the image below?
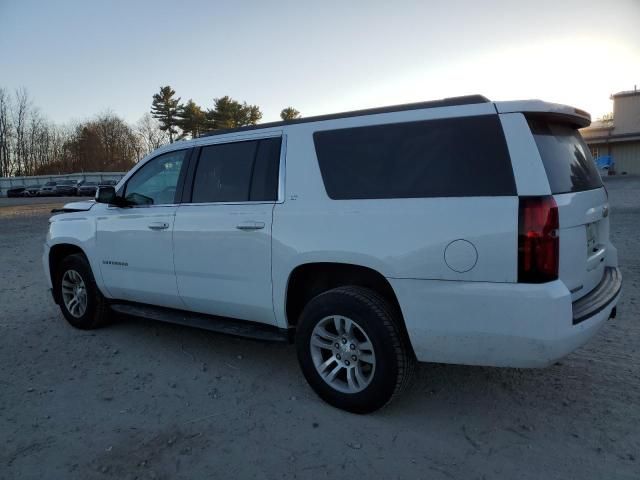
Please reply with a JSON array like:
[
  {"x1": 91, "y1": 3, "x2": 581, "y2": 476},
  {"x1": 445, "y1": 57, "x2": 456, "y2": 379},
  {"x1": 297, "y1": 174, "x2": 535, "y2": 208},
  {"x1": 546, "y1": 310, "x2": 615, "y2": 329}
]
[{"x1": 51, "y1": 200, "x2": 96, "y2": 213}]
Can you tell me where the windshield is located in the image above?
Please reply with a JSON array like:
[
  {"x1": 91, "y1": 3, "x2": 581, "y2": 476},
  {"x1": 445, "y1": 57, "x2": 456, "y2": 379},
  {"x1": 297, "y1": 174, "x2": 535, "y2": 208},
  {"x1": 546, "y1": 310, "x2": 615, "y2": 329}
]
[{"x1": 527, "y1": 118, "x2": 603, "y2": 194}]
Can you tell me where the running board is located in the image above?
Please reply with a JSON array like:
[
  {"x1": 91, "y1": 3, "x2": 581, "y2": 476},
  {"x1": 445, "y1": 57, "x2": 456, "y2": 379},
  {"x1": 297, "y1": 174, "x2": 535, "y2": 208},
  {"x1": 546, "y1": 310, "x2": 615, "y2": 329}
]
[{"x1": 110, "y1": 302, "x2": 291, "y2": 342}]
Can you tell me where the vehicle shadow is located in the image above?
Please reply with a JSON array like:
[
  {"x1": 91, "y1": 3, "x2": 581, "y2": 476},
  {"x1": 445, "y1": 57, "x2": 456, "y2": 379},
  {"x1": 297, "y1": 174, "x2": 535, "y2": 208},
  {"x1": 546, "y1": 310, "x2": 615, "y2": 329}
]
[{"x1": 108, "y1": 311, "x2": 584, "y2": 422}]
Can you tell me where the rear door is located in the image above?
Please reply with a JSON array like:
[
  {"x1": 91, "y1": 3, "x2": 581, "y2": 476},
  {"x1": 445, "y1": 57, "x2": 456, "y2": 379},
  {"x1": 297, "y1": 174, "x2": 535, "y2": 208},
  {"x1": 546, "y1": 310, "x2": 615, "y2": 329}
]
[
  {"x1": 527, "y1": 118, "x2": 609, "y2": 300},
  {"x1": 173, "y1": 135, "x2": 282, "y2": 325}
]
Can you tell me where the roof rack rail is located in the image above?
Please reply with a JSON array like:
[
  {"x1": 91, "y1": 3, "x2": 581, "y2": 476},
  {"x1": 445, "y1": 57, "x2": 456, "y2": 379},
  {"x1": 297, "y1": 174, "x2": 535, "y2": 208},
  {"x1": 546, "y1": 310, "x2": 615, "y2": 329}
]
[{"x1": 198, "y1": 94, "x2": 490, "y2": 138}]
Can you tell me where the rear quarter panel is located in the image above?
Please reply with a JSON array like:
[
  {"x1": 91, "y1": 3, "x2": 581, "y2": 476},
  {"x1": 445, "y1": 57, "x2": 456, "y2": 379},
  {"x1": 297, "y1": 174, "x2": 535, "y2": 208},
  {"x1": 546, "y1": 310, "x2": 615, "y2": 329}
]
[{"x1": 272, "y1": 106, "x2": 519, "y2": 326}]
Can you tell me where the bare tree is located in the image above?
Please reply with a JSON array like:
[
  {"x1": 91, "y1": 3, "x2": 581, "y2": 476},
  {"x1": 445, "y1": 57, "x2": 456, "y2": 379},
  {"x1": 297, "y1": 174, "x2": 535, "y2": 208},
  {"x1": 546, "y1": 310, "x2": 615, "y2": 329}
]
[
  {"x1": 12, "y1": 88, "x2": 30, "y2": 176},
  {"x1": 136, "y1": 113, "x2": 168, "y2": 157},
  {"x1": 0, "y1": 88, "x2": 12, "y2": 177},
  {"x1": 26, "y1": 109, "x2": 49, "y2": 175}
]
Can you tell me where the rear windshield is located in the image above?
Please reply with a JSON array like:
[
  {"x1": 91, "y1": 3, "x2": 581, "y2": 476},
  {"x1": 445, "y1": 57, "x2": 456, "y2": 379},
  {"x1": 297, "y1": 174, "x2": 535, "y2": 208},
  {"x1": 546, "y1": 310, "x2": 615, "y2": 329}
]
[
  {"x1": 313, "y1": 115, "x2": 516, "y2": 199},
  {"x1": 527, "y1": 118, "x2": 602, "y2": 194}
]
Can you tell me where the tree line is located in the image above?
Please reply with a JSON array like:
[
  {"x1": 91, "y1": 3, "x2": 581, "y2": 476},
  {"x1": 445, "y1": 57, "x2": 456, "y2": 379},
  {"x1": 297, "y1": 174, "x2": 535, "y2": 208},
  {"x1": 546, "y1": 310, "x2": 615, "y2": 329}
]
[
  {"x1": 0, "y1": 85, "x2": 301, "y2": 177},
  {"x1": 150, "y1": 86, "x2": 301, "y2": 143}
]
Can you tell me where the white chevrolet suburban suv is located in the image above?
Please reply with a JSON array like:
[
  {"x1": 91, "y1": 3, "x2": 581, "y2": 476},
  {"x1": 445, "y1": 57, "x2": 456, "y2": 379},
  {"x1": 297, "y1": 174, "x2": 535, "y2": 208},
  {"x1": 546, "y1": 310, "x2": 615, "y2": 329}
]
[{"x1": 44, "y1": 95, "x2": 622, "y2": 413}]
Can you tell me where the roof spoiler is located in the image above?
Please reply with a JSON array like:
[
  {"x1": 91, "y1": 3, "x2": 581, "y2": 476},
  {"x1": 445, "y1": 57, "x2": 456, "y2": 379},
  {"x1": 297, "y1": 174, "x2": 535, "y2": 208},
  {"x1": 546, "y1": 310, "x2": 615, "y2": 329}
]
[{"x1": 494, "y1": 100, "x2": 591, "y2": 128}]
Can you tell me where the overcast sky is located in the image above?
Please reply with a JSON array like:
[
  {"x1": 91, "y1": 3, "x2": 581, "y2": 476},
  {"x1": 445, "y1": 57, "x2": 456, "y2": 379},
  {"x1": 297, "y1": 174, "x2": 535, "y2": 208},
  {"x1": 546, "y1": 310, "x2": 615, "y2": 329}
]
[{"x1": 1, "y1": 0, "x2": 639, "y2": 125}]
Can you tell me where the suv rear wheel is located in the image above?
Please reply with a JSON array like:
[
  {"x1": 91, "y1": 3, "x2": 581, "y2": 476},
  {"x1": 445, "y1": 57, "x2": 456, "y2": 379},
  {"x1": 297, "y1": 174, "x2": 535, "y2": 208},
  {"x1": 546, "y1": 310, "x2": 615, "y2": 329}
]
[
  {"x1": 56, "y1": 253, "x2": 111, "y2": 329},
  {"x1": 296, "y1": 286, "x2": 414, "y2": 413}
]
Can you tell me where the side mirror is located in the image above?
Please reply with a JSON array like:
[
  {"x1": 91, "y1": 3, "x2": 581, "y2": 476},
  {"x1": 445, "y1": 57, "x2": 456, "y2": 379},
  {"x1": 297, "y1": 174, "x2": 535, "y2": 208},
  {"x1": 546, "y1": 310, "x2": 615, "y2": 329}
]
[{"x1": 95, "y1": 186, "x2": 125, "y2": 206}]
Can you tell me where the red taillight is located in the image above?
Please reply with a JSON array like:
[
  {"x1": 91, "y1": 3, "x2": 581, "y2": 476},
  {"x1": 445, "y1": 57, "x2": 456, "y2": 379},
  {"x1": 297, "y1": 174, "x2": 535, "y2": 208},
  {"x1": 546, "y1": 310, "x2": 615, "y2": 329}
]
[{"x1": 518, "y1": 196, "x2": 559, "y2": 283}]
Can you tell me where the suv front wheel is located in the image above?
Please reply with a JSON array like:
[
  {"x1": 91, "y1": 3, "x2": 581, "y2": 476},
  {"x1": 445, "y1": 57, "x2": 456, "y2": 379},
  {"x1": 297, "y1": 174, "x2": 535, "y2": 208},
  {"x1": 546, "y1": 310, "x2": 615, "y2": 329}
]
[
  {"x1": 296, "y1": 286, "x2": 414, "y2": 413},
  {"x1": 56, "y1": 253, "x2": 111, "y2": 329}
]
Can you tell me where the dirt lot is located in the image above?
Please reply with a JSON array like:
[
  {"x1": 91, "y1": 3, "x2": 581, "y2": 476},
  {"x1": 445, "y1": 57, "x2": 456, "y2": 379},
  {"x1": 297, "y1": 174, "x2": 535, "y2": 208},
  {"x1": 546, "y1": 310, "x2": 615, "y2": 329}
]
[{"x1": 1, "y1": 182, "x2": 639, "y2": 480}]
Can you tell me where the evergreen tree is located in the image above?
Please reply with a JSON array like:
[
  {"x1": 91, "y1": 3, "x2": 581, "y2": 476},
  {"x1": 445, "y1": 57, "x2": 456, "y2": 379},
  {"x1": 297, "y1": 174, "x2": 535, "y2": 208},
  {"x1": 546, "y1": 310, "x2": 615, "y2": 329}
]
[
  {"x1": 242, "y1": 104, "x2": 262, "y2": 126},
  {"x1": 280, "y1": 107, "x2": 301, "y2": 121},
  {"x1": 206, "y1": 96, "x2": 263, "y2": 130},
  {"x1": 151, "y1": 86, "x2": 180, "y2": 143},
  {"x1": 176, "y1": 99, "x2": 206, "y2": 139}
]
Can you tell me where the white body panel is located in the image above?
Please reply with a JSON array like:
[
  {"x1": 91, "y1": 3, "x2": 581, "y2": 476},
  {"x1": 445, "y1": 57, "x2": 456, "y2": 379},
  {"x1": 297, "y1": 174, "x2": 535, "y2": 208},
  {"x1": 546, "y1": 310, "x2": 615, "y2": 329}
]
[
  {"x1": 43, "y1": 97, "x2": 620, "y2": 369},
  {"x1": 499, "y1": 113, "x2": 551, "y2": 196},
  {"x1": 554, "y1": 188, "x2": 612, "y2": 301},
  {"x1": 391, "y1": 277, "x2": 618, "y2": 367},
  {"x1": 95, "y1": 204, "x2": 183, "y2": 309},
  {"x1": 173, "y1": 202, "x2": 276, "y2": 325}
]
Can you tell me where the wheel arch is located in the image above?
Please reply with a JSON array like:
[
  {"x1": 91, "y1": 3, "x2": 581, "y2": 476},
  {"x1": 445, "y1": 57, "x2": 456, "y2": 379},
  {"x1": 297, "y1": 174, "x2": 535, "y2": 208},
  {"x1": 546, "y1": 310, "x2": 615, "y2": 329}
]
[
  {"x1": 48, "y1": 243, "x2": 89, "y2": 304},
  {"x1": 284, "y1": 261, "x2": 414, "y2": 355}
]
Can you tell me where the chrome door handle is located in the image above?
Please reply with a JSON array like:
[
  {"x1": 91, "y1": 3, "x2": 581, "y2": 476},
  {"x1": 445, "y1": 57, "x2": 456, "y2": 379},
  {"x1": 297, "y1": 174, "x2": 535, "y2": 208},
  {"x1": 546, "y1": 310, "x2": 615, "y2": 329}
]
[
  {"x1": 148, "y1": 222, "x2": 169, "y2": 231},
  {"x1": 236, "y1": 221, "x2": 265, "y2": 231}
]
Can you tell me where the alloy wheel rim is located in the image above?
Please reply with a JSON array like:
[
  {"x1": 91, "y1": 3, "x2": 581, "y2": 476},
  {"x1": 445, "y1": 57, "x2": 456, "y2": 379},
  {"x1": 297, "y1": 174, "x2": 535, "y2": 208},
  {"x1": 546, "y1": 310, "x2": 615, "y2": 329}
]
[
  {"x1": 310, "y1": 315, "x2": 376, "y2": 393},
  {"x1": 61, "y1": 269, "x2": 87, "y2": 318}
]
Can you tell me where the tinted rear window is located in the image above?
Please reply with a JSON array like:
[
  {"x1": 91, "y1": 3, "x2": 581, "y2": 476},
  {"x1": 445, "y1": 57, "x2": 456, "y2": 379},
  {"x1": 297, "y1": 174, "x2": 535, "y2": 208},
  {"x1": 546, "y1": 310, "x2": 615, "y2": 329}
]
[
  {"x1": 191, "y1": 137, "x2": 281, "y2": 203},
  {"x1": 313, "y1": 115, "x2": 515, "y2": 199},
  {"x1": 192, "y1": 141, "x2": 258, "y2": 203},
  {"x1": 527, "y1": 118, "x2": 602, "y2": 194}
]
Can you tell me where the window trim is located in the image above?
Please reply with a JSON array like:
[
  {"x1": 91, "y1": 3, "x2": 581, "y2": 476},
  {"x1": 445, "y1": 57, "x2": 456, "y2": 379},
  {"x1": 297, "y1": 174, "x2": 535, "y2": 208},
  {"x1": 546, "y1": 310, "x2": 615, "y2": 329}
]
[
  {"x1": 182, "y1": 134, "x2": 285, "y2": 206},
  {"x1": 115, "y1": 147, "x2": 194, "y2": 209}
]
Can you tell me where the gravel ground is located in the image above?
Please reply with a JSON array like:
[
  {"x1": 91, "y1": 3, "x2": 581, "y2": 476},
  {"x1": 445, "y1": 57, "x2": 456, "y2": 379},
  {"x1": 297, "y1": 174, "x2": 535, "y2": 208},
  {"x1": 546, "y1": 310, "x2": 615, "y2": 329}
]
[
  {"x1": 1, "y1": 181, "x2": 639, "y2": 480},
  {"x1": 0, "y1": 196, "x2": 85, "y2": 218}
]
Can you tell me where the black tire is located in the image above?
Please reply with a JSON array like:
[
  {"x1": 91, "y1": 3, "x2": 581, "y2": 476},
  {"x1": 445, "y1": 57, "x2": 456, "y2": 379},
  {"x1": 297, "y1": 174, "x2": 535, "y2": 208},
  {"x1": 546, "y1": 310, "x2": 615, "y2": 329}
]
[
  {"x1": 296, "y1": 286, "x2": 415, "y2": 414},
  {"x1": 55, "y1": 253, "x2": 111, "y2": 329}
]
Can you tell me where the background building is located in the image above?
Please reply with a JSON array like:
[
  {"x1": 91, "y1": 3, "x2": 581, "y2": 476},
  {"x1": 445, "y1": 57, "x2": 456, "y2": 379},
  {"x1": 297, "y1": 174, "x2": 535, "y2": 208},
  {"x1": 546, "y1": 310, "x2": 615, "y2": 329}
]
[{"x1": 581, "y1": 87, "x2": 640, "y2": 175}]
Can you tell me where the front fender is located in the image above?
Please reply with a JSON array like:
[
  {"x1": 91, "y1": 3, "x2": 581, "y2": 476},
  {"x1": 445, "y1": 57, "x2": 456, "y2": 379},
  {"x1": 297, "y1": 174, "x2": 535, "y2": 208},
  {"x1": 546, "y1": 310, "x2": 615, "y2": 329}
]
[{"x1": 45, "y1": 213, "x2": 108, "y2": 297}]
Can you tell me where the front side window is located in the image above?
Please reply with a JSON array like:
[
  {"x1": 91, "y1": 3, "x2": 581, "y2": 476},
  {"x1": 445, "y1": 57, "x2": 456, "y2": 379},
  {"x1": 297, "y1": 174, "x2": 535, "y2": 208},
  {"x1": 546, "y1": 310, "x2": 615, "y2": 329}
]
[
  {"x1": 124, "y1": 150, "x2": 188, "y2": 205},
  {"x1": 191, "y1": 137, "x2": 281, "y2": 203}
]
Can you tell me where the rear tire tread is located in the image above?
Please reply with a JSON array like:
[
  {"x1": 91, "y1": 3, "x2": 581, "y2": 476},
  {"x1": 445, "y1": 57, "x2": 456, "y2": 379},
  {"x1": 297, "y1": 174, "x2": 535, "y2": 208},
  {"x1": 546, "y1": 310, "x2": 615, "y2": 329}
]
[
  {"x1": 297, "y1": 285, "x2": 416, "y2": 412},
  {"x1": 327, "y1": 286, "x2": 415, "y2": 405}
]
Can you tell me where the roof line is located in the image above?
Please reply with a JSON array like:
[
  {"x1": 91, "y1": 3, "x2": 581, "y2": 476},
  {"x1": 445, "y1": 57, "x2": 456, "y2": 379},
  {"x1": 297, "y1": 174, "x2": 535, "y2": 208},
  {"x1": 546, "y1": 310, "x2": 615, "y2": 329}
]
[{"x1": 198, "y1": 95, "x2": 490, "y2": 138}]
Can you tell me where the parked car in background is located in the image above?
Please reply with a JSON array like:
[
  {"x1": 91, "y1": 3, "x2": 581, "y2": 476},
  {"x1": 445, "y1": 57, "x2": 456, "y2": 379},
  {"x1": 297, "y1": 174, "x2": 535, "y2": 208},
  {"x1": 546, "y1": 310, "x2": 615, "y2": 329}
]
[
  {"x1": 54, "y1": 180, "x2": 79, "y2": 196},
  {"x1": 38, "y1": 182, "x2": 58, "y2": 196},
  {"x1": 99, "y1": 179, "x2": 118, "y2": 187},
  {"x1": 6, "y1": 186, "x2": 26, "y2": 197},
  {"x1": 77, "y1": 181, "x2": 99, "y2": 196},
  {"x1": 23, "y1": 184, "x2": 42, "y2": 197}
]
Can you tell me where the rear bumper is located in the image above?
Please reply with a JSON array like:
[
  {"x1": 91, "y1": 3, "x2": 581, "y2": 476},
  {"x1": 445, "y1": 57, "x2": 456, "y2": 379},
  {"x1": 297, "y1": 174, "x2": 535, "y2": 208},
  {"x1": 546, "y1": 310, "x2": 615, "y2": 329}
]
[
  {"x1": 389, "y1": 272, "x2": 621, "y2": 368},
  {"x1": 573, "y1": 267, "x2": 621, "y2": 324}
]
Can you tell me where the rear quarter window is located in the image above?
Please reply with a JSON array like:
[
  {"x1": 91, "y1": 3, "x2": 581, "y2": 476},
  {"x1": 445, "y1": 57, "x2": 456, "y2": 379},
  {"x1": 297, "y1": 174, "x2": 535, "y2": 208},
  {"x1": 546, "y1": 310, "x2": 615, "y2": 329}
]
[
  {"x1": 527, "y1": 118, "x2": 603, "y2": 194},
  {"x1": 313, "y1": 115, "x2": 516, "y2": 199}
]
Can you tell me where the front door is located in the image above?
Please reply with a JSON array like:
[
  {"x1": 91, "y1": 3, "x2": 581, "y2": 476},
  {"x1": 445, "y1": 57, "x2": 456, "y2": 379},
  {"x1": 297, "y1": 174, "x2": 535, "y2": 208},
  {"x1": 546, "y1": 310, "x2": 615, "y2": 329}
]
[
  {"x1": 173, "y1": 136, "x2": 282, "y2": 325},
  {"x1": 96, "y1": 149, "x2": 190, "y2": 308}
]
